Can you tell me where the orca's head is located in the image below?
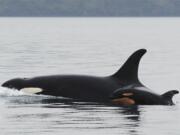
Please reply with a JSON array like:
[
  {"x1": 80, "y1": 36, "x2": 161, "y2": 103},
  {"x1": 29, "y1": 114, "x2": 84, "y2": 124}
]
[
  {"x1": 2, "y1": 78, "x2": 26, "y2": 90},
  {"x1": 110, "y1": 87, "x2": 179, "y2": 106}
]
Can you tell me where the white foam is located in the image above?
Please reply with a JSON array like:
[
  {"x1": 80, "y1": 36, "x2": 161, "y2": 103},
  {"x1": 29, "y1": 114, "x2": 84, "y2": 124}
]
[{"x1": 0, "y1": 87, "x2": 25, "y2": 96}]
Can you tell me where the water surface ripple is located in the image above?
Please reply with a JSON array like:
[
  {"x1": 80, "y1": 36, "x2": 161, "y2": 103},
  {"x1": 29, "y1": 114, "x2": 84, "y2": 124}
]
[{"x1": 0, "y1": 18, "x2": 179, "y2": 135}]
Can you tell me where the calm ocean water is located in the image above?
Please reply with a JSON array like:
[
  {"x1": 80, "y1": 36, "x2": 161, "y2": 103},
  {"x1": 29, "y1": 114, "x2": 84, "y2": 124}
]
[{"x1": 0, "y1": 18, "x2": 179, "y2": 135}]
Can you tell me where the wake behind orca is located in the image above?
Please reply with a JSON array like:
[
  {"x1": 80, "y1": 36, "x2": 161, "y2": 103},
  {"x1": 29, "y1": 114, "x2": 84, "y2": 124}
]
[{"x1": 2, "y1": 49, "x2": 179, "y2": 105}]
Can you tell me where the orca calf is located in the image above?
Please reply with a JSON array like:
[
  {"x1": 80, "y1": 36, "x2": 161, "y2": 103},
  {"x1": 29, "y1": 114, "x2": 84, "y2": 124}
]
[
  {"x1": 111, "y1": 87, "x2": 178, "y2": 105},
  {"x1": 2, "y1": 49, "x2": 178, "y2": 105}
]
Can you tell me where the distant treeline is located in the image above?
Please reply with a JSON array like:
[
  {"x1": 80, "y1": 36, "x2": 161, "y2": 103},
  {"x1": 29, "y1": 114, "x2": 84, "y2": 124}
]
[{"x1": 0, "y1": 0, "x2": 180, "y2": 16}]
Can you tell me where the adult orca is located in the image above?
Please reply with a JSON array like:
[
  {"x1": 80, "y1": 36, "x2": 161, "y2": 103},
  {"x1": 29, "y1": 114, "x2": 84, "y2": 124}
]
[{"x1": 2, "y1": 49, "x2": 178, "y2": 105}]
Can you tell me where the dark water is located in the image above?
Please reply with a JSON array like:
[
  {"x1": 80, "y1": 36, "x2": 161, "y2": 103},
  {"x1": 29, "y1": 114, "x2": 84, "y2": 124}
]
[{"x1": 0, "y1": 18, "x2": 179, "y2": 135}]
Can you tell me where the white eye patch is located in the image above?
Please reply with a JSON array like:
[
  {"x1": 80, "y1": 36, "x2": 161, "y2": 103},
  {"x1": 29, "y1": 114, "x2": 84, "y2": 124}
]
[{"x1": 20, "y1": 87, "x2": 43, "y2": 94}]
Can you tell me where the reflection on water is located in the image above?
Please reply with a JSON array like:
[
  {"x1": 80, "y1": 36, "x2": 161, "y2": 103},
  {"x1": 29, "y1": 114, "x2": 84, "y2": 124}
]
[
  {"x1": 1, "y1": 94, "x2": 141, "y2": 135},
  {"x1": 0, "y1": 89, "x2": 179, "y2": 135}
]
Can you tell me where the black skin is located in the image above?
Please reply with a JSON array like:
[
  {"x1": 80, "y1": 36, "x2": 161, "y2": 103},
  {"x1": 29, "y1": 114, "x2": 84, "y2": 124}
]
[
  {"x1": 110, "y1": 88, "x2": 179, "y2": 105},
  {"x1": 2, "y1": 75, "x2": 122, "y2": 102},
  {"x1": 2, "y1": 49, "x2": 179, "y2": 105}
]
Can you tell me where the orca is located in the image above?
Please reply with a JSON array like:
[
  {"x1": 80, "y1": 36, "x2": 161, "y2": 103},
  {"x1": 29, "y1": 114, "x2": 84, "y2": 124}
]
[
  {"x1": 2, "y1": 49, "x2": 178, "y2": 105},
  {"x1": 110, "y1": 87, "x2": 178, "y2": 105}
]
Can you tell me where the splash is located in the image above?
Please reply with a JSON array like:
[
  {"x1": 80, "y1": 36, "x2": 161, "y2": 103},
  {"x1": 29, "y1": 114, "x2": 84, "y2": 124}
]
[
  {"x1": 0, "y1": 87, "x2": 74, "y2": 105},
  {"x1": 0, "y1": 87, "x2": 26, "y2": 97}
]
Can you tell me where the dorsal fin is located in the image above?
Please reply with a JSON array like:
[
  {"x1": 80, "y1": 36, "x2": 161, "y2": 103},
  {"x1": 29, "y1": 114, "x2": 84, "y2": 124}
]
[
  {"x1": 162, "y1": 90, "x2": 179, "y2": 100},
  {"x1": 112, "y1": 49, "x2": 146, "y2": 84}
]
